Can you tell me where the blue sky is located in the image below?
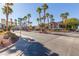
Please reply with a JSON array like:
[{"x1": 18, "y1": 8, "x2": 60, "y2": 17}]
[{"x1": 0, "y1": 3, "x2": 79, "y2": 26}]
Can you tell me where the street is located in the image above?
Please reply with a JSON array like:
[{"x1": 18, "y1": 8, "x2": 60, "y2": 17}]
[
  {"x1": 0, "y1": 31, "x2": 79, "y2": 56},
  {"x1": 13, "y1": 31, "x2": 79, "y2": 56}
]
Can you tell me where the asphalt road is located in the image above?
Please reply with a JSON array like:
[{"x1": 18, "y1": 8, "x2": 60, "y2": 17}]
[
  {"x1": 13, "y1": 31, "x2": 79, "y2": 56},
  {"x1": 0, "y1": 31, "x2": 79, "y2": 56}
]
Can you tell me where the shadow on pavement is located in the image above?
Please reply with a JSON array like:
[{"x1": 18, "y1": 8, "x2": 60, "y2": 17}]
[{"x1": 8, "y1": 37, "x2": 59, "y2": 56}]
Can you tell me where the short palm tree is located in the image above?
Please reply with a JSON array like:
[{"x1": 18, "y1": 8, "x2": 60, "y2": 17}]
[
  {"x1": 60, "y1": 12, "x2": 69, "y2": 22},
  {"x1": 15, "y1": 19, "x2": 17, "y2": 26},
  {"x1": 60, "y1": 12, "x2": 69, "y2": 29},
  {"x1": 42, "y1": 3, "x2": 48, "y2": 23},
  {"x1": 2, "y1": 3, "x2": 13, "y2": 31},
  {"x1": 23, "y1": 16, "x2": 27, "y2": 20},
  {"x1": 27, "y1": 14, "x2": 31, "y2": 26}
]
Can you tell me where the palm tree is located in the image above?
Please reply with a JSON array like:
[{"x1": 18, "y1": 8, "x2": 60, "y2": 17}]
[
  {"x1": 10, "y1": 18, "x2": 12, "y2": 30},
  {"x1": 60, "y1": 12, "x2": 69, "y2": 30},
  {"x1": 23, "y1": 16, "x2": 27, "y2": 25},
  {"x1": 23, "y1": 16, "x2": 27, "y2": 20},
  {"x1": 18, "y1": 18, "x2": 23, "y2": 37},
  {"x1": 27, "y1": 14, "x2": 31, "y2": 26},
  {"x1": 49, "y1": 14, "x2": 54, "y2": 29},
  {"x1": 50, "y1": 14, "x2": 54, "y2": 22},
  {"x1": 36, "y1": 7, "x2": 42, "y2": 24},
  {"x1": 2, "y1": 3, "x2": 13, "y2": 31},
  {"x1": 15, "y1": 19, "x2": 17, "y2": 26},
  {"x1": 36, "y1": 18, "x2": 40, "y2": 26},
  {"x1": 46, "y1": 13, "x2": 50, "y2": 29},
  {"x1": 60, "y1": 12, "x2": 69, "y2": 22},
  {"x1": 42, "y1": 3, "x2": 48, "y2": 23}
]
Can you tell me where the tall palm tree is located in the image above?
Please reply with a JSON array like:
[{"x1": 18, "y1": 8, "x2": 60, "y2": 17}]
[
  {"x1": 50, "y1": 14, "x2": 54, "y2": 22},
  {"x1": 2, "y1": 3, "x2": 13, "y2": 31},
  {"x1": 36, "y1": 7, "x2": 42, "y2": 24},
  {"x1": 36, "y1": 18, "x2": 40, "y2": 26},
  {"x1": 27, "y1": 14, "x2": 31, "y2": 26},
  {"x1": 42, "y1": 3, "x2": 48, "y2": 23},
  {"x1": 46, "y1": 13, "x2": 50, "y2": 28},
  {"x1": 41, "y1": 16, "x2": 46, "y2": 23},
  {"x1": 49, "y1": 15, "x2": 54, "y2": 29},
  {"x1": 10, "y1": 18, "x2": 12, "y2": 30}
]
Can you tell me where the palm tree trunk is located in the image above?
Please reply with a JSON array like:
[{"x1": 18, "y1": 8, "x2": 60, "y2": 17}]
[
  {"x1": 10, "y1": 18, "x2": 12, "y2": 30},
  {"x1": 6, "y1": 14, "x2": 8, "y2": 31},
  {"x1": 43, "y1": 10, "x2": 46, "y2": 32},
  {"x1": 48, "y1": 18, "x2": 50, "y2": 29},
  {"x1": 39, "y1": 13, "x2": 41, "y2": 31},
  {"x1": 39, "y1": 13, "x2": 41, "y2": 24},
  {"x1": 44, "y1": 10, "x2": 46, "y2": 23}
]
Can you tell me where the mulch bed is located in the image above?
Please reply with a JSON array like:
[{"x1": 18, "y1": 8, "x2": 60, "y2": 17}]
[{"x1": 0, "y1": 32, "x2": 19, "y2": 49}]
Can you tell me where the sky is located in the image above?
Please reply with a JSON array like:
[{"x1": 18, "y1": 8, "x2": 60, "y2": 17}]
[{"x1": 0, "y1": 3, "x2": 79, "y2": 26}]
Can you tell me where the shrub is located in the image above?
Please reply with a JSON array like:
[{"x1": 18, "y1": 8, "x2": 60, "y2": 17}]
[
  {"x1": 0, "y1": 29, "x2": 3, "y2": 33},
  {"x1": 3, "y1": 32, "x2": 19, "y2": 43}
]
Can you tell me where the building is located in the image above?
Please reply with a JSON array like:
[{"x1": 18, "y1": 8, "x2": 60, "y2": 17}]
[
  {"x1": 0, "y1": 23, "x2": 5, "y2": 29},
  {"x1": 50, "y1": 22, "x2": 60, "y2": 29},
  {"x1": 1, "y1": 19, "x2": 15, "y2": 26}
]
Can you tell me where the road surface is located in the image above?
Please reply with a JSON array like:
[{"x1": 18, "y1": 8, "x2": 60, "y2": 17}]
[
  {"x1": 0, "y1": 31, "x2": 79, "y2": 56},
  {"x1": 13, "y1": 31, "x2": 79, "y2": 56}
]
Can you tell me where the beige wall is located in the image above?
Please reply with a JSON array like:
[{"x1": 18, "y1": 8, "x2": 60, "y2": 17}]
[{"x1": 1, "y1": 19, "x2": 15, "y2": 26}]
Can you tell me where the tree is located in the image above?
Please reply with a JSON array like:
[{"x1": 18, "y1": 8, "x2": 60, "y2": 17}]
[
  {"x1": 49, "y1": 14, "x2": 54, "y2": 29},
  {"x1": 60, "y1": 12, "x2": 69, "y2": 22},
  {"x1": 66, "y1": 18, "x2": 79, "y2": 30},
  {"x1": 36, "y1": 7, "x2": 42, "y2": 24},
  {"x1": 46, "y1": 13, "x2": 50, "y2": 29},
  {"x1": 2, "y1": 3, "x2": 13, "y2": 31},
  {"x1": 60, "y1": 12, "x2": 69, "y2": 29},
  {"x1": 18, "y1": 18, "x2": 23, "y2": 37},
  {"x1": 23, "y1": 16, "x2": 27, "y2": 21},
  {"x1": 27, "y1": 14, "x2": 31, "y2": 26},
  {"x1": 36, "y1": 18, "x2": 40, "y2": 26},
  {"x1": 50, "y1": 14, "x2": 54, "y2": 22},
  {"x1": 23, "y1": 16, "x2": 27, "y2": 26},
  {"x1": 15, "y1": 19, "x2": 17, "y2": 26},
  {"x1": 42, "y1": 3, "x2": 48, "y2": 23}
]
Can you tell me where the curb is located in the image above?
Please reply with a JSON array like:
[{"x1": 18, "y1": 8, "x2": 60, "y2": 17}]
[
  {"x1": 16, "y1": 50, "x2": 23, "y2": 56},
  {"x1": 0, "y1": 43, "x2": 15, "y2": 53}
]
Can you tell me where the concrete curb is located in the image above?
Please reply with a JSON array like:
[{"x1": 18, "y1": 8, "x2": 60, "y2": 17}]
[
  {"x1": 16, "y1": 50, "x2": 23, "y2": 56},
  {"x1": 0, "y1": 43, "x2": 15, "y2": 53}
]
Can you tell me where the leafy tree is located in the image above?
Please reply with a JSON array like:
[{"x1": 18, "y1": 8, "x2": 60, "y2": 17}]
[{"x1": 66, "y1": 18, "x2": 79, "y2": 30}]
